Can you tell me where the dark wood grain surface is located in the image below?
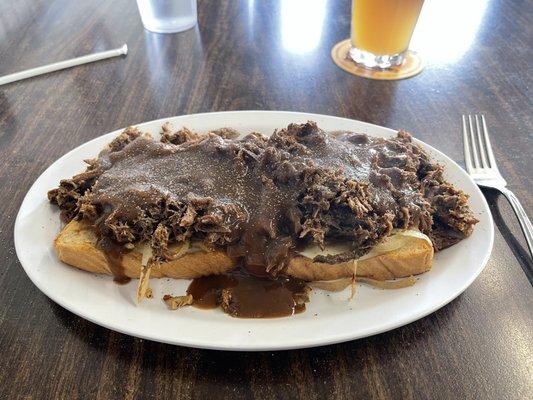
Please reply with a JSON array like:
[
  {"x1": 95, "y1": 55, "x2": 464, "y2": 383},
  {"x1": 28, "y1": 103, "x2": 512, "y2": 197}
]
[{"x1": 1, "y1": 0, "x2": 532, "y2": 399}]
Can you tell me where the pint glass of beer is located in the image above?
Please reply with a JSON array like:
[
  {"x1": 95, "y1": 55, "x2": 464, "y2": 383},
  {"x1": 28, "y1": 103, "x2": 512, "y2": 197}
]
[{"x1": 349, "y1": 0, "x2": 424, "y2": 69}]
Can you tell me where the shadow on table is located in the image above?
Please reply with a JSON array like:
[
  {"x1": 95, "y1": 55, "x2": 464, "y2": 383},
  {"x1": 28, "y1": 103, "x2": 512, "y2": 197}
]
[
  {"x1": 482, "y1": 188, "x2": 533, "y2": 284},
  {"x1": 49, "y1": 292, "x2": 465, "y2": 396}
]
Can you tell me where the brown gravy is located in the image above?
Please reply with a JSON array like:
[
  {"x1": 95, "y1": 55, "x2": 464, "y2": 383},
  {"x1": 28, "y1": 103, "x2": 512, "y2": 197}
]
[
  {"x1": 98, "y1": 237, "x2": 131, "y2": 284},
  {"x1": 187, "y1": 268, "x2": 308, "y2": 318}
]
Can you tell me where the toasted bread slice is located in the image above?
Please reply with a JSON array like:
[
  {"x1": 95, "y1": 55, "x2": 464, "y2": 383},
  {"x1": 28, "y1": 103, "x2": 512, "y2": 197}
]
[
  {"x1": 54, "y1": 220, "x2": 234, "y2": 279},
  {"x1": 54, "y1": 221, "x2": 433, "y2": 281}
]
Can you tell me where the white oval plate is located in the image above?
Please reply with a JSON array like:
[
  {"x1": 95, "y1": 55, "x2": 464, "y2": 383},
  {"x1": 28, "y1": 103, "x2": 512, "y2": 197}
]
[{"x1": 14, "y1": 111, "x2": 493, "y2": 351}]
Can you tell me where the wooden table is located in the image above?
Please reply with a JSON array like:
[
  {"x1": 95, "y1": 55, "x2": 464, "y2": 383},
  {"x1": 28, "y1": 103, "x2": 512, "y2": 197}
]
[{"x1": 1, "y1": 0, "x2": 531, "y2": 398}]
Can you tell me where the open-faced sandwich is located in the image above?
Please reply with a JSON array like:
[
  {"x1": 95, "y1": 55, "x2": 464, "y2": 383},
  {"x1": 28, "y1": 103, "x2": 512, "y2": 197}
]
[{"x1": 48, "y1": 122, "x2": 478, "y2": 317}]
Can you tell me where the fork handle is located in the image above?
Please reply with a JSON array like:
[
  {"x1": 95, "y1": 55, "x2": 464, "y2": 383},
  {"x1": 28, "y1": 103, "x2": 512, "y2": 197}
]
[{"x1": 500, "y1": 188, "x2": 533, "y2": 257}]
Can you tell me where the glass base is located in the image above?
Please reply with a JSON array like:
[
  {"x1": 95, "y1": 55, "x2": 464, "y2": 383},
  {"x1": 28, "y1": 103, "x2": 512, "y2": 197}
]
[
  {"x1": 349, "y1": 47, "x2": 406, "y2": 70},
  {"x1": 141, "y1": 18, "x2": 197, "y2": 34}
]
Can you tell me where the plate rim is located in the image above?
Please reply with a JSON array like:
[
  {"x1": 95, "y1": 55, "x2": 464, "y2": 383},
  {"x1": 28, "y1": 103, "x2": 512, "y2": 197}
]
[{"x1": 14, "y1": 110, "x2": 494, "y2": 351}]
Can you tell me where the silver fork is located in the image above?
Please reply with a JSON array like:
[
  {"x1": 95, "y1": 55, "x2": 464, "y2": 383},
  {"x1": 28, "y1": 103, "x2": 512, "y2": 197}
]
[{"x1": 462, "y1": 114, "x2": 532, "y2": 257}]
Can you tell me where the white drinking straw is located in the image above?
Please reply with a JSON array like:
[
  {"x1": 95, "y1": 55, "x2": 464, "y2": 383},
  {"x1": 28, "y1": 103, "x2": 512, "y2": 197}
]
[{"x1": 0, "y1": 44, "x2": 128, "y2": 86}]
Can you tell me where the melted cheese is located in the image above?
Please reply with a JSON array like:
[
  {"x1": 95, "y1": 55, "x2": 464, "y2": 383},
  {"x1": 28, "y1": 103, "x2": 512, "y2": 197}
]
[{"x1": 298, "y1": 229, "x2": 432, "y2": 260}]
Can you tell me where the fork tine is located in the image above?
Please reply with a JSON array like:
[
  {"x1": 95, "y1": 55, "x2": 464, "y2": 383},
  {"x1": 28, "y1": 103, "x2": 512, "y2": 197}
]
[
  {"x1": 475, "y1": 115, "x2": 490, "y2": 168},
  {"x1": 480, "y1": 115, "x2": 499, "y2": 170},
  {"x1": 467, "y1": 115, "x2": 481, "y2": 168},
  {"x1": 462, "y1": 115, "x2": 475, "y2": 173}
]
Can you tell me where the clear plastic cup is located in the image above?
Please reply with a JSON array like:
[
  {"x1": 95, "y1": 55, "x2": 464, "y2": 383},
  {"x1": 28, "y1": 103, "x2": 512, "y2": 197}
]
[{"x1": 136, "y1": 0, "x2": 197, "y2": 34}]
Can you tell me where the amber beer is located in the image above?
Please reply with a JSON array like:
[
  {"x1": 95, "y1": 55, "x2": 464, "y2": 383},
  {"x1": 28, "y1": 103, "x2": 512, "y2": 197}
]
[{"x1": 350, "y1": 0, "x2": 424, "y2": 69}]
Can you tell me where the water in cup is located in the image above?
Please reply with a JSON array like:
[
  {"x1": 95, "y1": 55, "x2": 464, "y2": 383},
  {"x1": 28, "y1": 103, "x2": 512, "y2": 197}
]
[{"x1": 137, "y1": 0, "x2": 197, "y2": 33}]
